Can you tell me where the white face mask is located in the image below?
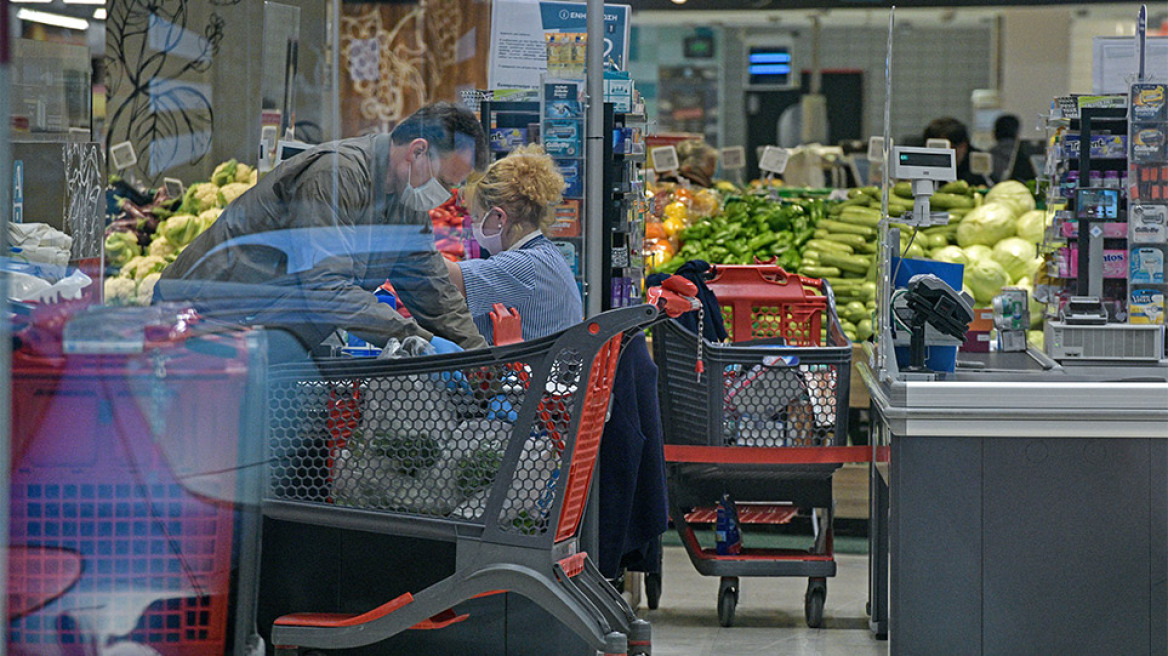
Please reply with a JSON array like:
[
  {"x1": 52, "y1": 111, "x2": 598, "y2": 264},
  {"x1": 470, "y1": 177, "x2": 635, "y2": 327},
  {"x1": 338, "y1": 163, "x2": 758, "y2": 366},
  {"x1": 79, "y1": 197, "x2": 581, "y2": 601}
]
[
  {"x1": 473, "y1": 208, "x2": 505, "y2": 255},
  {"x1": 400, "y1": 152, "x2": 451, "y2": 211}
]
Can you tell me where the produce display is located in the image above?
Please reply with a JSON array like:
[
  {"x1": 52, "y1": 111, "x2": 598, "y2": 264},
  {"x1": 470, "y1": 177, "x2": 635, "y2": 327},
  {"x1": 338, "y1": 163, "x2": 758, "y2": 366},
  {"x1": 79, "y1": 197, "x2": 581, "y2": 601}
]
[
  {"x1": 645, "y1": 178, "x2": 1047, "y2": 345},
  {"x1": 103, "y1": 159, "x2": 256, "y2": 305}
]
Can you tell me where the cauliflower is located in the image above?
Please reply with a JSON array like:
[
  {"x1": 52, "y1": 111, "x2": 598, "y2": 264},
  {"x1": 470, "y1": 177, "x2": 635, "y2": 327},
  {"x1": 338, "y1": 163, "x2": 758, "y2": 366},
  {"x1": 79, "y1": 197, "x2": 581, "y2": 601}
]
[
  {"x1": 160, "y1": 213, "x2": 205, "y2": 247},
  {"x1": 136, "y1": 272, "x2": 162, "y2": 305},
  {"x1": 211, "y1": 159, "x2": 239, "y2": 186},
  {"x1": 120, "y1": 255, "x2": 168, "y2": 281},
  {"x1": 233, "y1": 162, "x2": 254, "y2": 184},
  {"x1": 148, "y1": 235, "x2": 179, "y2": 260},
  {"x1": 180, "y1": 182, "x2": 220, "y2": 215},
  {"x1": 217, "y1": 182, "x2": 252, "y2": 208},
  {"x1": 104, "y1": 276, "x2": 138, "y2": 306},
  {"x1": 198, "y1": 207, "x2": 222, "y2": 232},
  {"x1": 104, "y1": 231, "x2": 141, "y2": 268},
  {"x1": 248, "y1": 168, "x2": 258, "y2": 185}
]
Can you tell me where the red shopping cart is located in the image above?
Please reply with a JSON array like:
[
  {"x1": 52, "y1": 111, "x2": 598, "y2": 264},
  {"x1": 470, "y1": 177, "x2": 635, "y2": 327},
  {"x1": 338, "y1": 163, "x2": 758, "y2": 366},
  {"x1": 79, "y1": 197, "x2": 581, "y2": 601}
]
[{"x1": 652, "y1": 264, "x2": 868, "y2": 628}]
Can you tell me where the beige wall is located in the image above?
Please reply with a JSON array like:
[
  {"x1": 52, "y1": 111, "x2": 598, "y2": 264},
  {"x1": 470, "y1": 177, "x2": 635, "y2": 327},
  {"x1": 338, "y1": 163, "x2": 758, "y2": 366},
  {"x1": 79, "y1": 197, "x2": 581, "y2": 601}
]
[{"x1": 1001, "y1": 7, "x2": 1071, "y2": 128}]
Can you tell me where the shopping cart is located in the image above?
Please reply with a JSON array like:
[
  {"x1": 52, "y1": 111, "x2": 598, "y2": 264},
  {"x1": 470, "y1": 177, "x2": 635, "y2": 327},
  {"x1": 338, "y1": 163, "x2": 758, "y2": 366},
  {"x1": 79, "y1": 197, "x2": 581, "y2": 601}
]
[
  {"x1": 653, "y1": 264, "x2": 865, "y2": 629},
  {"x1": 8, "y1": 304, "x2": 267, "y2": 655},
  {"x1": 264, "y1": 304, "x2": 661, "y2": 656}
]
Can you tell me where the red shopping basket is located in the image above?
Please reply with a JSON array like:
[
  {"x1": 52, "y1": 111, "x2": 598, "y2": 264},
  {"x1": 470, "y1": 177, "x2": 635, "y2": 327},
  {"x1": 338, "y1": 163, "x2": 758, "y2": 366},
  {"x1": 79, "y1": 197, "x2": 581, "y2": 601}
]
[
  {"x1": 8, "y1": 331, "x2": 257, "y2": 655},
  {"x1": 705, "y1": 265, "x2": 830, "y2": 345}
]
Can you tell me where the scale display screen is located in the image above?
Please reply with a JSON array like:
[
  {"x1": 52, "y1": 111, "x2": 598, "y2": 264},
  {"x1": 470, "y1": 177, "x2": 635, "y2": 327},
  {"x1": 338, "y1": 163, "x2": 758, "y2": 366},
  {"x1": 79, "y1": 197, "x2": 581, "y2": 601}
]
[
  {"x1": 1076, "y1": 188, "x2": 1119, "y2": 220},
  {"x1": 899, "y1": 151, "x2": 952, "y2": 168}
]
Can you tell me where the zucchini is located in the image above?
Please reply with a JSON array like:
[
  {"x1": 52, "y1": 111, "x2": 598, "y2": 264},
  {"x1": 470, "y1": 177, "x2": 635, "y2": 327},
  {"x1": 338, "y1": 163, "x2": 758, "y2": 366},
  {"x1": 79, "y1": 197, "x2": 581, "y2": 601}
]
[
  {"x1": 822, "y1": 233, "x2": 873, "y2": 250},
  {"x1": 838, "y1": 206, "x2": 882, "y2": 227},
  {"x1": 805, "y1": 239, "x2": 854, "y2": 255},
  {"x1": 929, "y1": 192, "x2": 975, "y2": 210},
  {"x1": 819, "y1": 250, "x2": 872, "y2": 275},
  {"x1": 819, "y1": 218, "x2": 876, "y2": 237},
  {"x1": 799, "y1": 265, "x2": 842, "y2": 279}
]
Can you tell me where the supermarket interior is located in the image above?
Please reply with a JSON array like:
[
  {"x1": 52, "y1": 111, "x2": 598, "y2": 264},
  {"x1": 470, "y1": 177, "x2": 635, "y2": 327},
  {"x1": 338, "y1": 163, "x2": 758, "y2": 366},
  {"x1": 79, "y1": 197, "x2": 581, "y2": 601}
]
[{"x1": 4, "y1": 0, "x2": 1168, "y2": 654}]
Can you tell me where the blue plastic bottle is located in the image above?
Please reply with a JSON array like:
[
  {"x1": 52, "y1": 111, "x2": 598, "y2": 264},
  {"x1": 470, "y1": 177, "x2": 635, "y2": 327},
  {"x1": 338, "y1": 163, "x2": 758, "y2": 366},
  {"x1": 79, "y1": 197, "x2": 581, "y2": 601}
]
[{"x1": 715, "y1": 493, "x2": 742, "y2": 555}]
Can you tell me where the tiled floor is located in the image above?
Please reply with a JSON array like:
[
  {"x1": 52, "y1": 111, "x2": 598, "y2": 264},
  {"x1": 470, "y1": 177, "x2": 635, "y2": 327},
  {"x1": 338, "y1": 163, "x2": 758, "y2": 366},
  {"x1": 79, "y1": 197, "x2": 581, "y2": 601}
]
[{"x1": 638, "y1": 547, "x2": 888, "y2": 656}]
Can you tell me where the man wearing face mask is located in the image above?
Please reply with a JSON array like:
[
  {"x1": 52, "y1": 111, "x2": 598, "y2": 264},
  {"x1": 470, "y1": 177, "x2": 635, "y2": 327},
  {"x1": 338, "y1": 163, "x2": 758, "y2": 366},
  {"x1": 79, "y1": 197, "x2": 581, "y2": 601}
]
[
  {"x1": 443, "y1": 144, "x2": 583, "y2": 343},
  {"x1": 156, "y1": 102, "x2": 489, "y2": 358}
]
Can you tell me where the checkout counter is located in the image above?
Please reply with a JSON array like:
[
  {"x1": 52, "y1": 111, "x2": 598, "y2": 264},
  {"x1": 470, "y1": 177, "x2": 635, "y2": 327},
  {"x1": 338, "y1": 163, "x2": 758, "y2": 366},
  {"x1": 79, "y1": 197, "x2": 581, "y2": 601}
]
[{"x1": 860, "y1": 345, "x2": 1168, "y2": 654}]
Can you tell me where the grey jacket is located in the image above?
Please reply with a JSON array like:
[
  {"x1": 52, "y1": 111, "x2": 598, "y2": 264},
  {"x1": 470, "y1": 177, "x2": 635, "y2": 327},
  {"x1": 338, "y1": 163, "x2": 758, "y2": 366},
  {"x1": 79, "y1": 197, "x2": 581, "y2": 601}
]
[{"x1": 157, "y1": 134, "x2": 487, "y2": 351}]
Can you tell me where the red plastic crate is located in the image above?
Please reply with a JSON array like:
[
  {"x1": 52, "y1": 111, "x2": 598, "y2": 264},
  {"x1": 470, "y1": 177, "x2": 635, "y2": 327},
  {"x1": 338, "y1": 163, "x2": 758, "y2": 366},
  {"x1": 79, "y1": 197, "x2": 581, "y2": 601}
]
[
  {"x1": 8, "y1": 336, "x2": 252, "y2": 655},
  {"x1": 705, "y1": 265, "x2": 830, "y2": 345}
]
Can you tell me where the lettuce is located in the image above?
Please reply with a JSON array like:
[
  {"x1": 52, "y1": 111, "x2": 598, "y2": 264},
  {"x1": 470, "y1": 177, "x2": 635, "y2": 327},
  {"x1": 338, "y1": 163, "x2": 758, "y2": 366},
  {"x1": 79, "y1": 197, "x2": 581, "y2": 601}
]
[
  {"x1": 964, "y1": 258, "x2": 1011, "y2": 305},
  {"x1": 1015, "y1": 209, "x2": 1046, "y2": 244},
  {"x1": 991, "y1": 237, "x2": 1038, "y2": 282},
  {"x1": 930, "y1": 245, "x2": 970, "y2": 266},
  {"x1": 957, "y1": 203, "x2": 1016, "y2": 248},
  {"x1": 984, "y1": 180, "x2": 1036, "y2": 218}
]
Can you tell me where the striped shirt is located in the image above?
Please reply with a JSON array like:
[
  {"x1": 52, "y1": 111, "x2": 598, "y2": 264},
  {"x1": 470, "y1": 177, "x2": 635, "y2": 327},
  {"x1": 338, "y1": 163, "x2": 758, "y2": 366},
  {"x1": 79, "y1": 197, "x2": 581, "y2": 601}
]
[{"x1": 458, "y1": 234, "x2": 583, "y2": 342}]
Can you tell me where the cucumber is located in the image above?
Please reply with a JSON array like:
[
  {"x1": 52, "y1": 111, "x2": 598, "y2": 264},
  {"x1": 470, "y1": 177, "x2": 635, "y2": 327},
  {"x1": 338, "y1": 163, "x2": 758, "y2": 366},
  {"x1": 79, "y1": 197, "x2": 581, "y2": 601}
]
[
  {"x1": 938, "y1": 179, "x2": 971, "y2": 195},
  {"x1": 892, "y1": 181, "x2": 913, "y2": 199},
  {"x1": 822, "y1": 233, "x2": 873, "y2": 250},
  {"x1": 805, "y1": 239, "x2": 854, "y2": 255},
  {"x1": 814, "y1": 228, "x2": 831, "y2": 239},
  {"x1": 929, "y1": 192, "x2": 975, "y2": 210},
  {"x1": 838, "y1": 206, "x2": 882, "y2": 227},
  {"x1": 801, "y1": 249, "x2": 821, "y2": 262},
  {"x1": 819, "y1": 250, "x2": 872, "y2": 275},
  {"x1": 819, "y1": 219, "x2": 876, "y2": 237},
  {"x1": 799, "y1": 266, "x2": 842, "y2": 279}
]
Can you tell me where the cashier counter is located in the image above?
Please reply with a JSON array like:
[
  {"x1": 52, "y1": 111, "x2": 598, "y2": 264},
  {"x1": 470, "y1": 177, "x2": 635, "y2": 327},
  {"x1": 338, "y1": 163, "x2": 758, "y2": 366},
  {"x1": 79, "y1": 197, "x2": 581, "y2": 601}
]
[{"x1": 860, "y1": 330, "x2": 1168, "y2": 655}]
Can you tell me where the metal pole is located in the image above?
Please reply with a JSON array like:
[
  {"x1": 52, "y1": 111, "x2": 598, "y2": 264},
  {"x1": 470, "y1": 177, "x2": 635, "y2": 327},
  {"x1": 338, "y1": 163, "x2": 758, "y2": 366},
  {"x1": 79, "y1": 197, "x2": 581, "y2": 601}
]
[
  {"x1": 584, "y1": 0, "x2": 604, "y2": 318},
  {"x1": 876, "y1": 6, "x2": 895, "y2": 374},
  {"x1": 0, "y1": 0, "x2": 14, "y2": 637}
]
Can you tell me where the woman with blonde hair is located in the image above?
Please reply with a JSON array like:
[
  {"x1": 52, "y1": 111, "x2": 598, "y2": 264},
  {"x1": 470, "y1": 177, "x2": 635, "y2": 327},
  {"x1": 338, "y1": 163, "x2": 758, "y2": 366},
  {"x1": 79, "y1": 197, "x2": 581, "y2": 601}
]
[{"x1": 445, "y1": 144, "x2": 582, "y2": 342}]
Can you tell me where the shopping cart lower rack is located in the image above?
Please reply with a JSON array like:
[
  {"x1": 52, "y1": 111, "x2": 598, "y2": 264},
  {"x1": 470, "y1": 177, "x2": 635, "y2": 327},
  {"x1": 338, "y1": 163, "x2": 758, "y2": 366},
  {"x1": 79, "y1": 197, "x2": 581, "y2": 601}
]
[
  {"x1": 652, "y1": 265, "x2": 868, "y2": 628},
  {"x1": 263, "y1": 305, "x2": 659, "y2": 655}
]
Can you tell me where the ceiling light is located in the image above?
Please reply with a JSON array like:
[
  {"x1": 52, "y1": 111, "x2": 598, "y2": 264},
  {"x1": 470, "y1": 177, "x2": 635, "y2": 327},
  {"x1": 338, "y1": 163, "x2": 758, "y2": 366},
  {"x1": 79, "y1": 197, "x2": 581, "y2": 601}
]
[
  {"x1": 11, "y1": 0, "x2": 53, "y2": 4},
  {"x1": 94, "y1": 7, "x2": 107, "y2": 20},
  {"x1": 64, "y1": 0, "x2": 107, "y2": 4},
  {"x1": 671, "y1": 0, "x2": 688, "y2": 4},
  {"x1": 16, "y1": 8, "x2": 90, "y2": 31}
]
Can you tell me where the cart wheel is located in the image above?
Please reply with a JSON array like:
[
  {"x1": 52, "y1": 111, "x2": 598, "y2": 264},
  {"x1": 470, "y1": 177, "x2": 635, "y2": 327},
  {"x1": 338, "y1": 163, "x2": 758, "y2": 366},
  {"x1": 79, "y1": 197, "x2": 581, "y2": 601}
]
[
  {"x1": 804, "y1": 579, "x2": 827, "y2": 629},
  {"x1": 645, "y1": 572, "x2": 662, "y2": 610},
  {"x1": 717, "y1": 577, "x2": 738, "y2": 628}
]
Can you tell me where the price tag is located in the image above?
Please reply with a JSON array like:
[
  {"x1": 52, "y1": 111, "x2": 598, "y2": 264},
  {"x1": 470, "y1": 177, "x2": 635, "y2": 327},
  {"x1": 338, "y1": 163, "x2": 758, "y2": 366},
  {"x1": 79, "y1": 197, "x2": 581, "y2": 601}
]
[
  {"x1": 163, "y1": 178, "x2": 185, "y2": 200},
  {"x1": 651, "y1": 145, "x2": 679, "y2": 173},
  {"x1": 970, "y1": 151, "x2": 993, "y2": 176},
  {"x1": 109, "y1": 141, "x2": 138, "y2": 171},
  {"x1": 925, "y1": 138, "x2": 951, "y2": 149},
  {"x1": 867, "y1": 136, "x2": 887, "y2": 162},
  {"x1": 720, "y1": 146, "x2": 746, "y2": 170},
  {"x1": 758, "y1": 146, "x2": 789, "y2": 174},
  {"x1": 12, "y1": 160, "x2": 24, "y2": 224}
]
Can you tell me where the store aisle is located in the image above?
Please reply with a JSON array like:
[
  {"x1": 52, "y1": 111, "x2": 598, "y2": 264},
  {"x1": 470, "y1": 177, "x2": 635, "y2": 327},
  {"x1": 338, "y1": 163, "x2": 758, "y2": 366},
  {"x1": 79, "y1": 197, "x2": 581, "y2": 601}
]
[{"x1": 642, "y1": 547, "x2": 887, "y2": 656}]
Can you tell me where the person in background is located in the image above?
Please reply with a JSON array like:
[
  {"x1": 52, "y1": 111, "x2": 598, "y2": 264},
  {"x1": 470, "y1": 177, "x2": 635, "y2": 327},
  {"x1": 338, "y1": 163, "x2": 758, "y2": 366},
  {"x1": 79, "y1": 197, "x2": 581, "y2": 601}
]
[
  {"x1": 923, "y1": 117, "x2": 990, "y2": 187},
  {"x1": 156, "y1": 102, "x2": 490, "y2": 360},
  {"x1": 990, "y1": 114, "x2": 1021, "y2": 182},
  {"x1": 659, "y1": 139, "x2": 719, "y2": 188},
  {"x1": 444, "y1": 144, "x2": 583, "y2": 343}
]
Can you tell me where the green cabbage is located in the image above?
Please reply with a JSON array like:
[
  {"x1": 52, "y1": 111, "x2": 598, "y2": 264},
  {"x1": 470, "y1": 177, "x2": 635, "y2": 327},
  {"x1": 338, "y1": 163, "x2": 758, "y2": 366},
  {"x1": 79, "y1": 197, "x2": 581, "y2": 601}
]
[
  {"x1": 991, "y1": 237, "x2": 1038, "y2": 282},
  {"x1": 957, "y1": 203, "x2": 1017, "y2": 248},
  {"x1": 1015, "y1": 209, "x2": 1046, "y2": 244},
  {"x1": 984, "y1": 180, "x2": 1036, "y2": 218},
  {"x1": 104, "y1": 231, "x2": 141, "y2": 268},
  {"x1": 964, "y1": 244, "x2": 994, "y2": 262},
  {"x1": 964, "y1": 258, "x2": 1011, "y2": 305},
  {"x1": 930, "y1": 245, "x2": 970, "y2": 266}
]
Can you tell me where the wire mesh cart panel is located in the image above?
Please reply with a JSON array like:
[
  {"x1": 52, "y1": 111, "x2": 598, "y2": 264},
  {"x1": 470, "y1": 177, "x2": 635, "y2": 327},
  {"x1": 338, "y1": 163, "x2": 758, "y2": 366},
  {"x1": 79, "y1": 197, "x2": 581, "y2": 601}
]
[
  {"x1": 264, "y1": 305, "x2": 659, "y2": 656},
  {"x1": 653, "y1": 265, "x2": 862, "y2": 628},
  {"x1": 8, "y1": 326, "x2": 266, "y2": 655}
]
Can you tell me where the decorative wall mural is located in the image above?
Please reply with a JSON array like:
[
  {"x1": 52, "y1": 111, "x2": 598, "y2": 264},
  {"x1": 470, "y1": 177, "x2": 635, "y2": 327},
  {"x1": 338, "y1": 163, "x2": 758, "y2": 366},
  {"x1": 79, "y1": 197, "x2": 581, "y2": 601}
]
[
  {"x1": 105, "y1": 0, "x2": 226, "y2": 183},
  {"x1": 340, "y1": 0, "x2": 490, "y2": 136}
]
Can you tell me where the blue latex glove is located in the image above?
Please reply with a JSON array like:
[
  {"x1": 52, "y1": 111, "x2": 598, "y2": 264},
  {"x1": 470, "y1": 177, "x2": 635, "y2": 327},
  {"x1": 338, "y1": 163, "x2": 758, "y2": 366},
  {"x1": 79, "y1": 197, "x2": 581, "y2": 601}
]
[
  {"x1": 430, "y1": 335, "x2": 463, "y2": 355},
  {"x1": 486, "y1": 395, "x2": 518, "y2": 423}
]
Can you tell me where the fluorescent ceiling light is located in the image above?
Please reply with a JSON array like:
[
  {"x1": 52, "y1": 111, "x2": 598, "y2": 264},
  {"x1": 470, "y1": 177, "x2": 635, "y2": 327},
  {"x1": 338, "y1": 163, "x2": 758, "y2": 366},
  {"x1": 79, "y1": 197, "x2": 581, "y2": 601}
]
[
  {"x1": 16, "y1": 8, "x2": 91, "y2": 31},
  {"x1": 11, "y1": 0, "x2": 53, "y2": 4},
  {"x1": 94, "y1": 7, "x2": 107, "y2": 20},
  {"x1": 64, "y1": 0, "x2": 107, "y2": 4}
]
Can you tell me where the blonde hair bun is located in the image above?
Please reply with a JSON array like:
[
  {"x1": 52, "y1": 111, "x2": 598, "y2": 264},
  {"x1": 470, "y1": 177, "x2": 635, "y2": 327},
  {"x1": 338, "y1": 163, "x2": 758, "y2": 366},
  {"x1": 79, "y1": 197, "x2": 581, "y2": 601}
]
[{"x1": 465, "y1": 144, "x2": 565, "y2": 232}]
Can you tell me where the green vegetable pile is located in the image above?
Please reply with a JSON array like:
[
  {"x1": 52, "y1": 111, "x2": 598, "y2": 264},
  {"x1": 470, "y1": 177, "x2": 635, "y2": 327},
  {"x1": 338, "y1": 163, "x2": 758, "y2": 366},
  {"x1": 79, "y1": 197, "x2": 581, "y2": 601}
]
[{"x1": 661, "y1": 195, "x2": 828, "y2": 275}]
